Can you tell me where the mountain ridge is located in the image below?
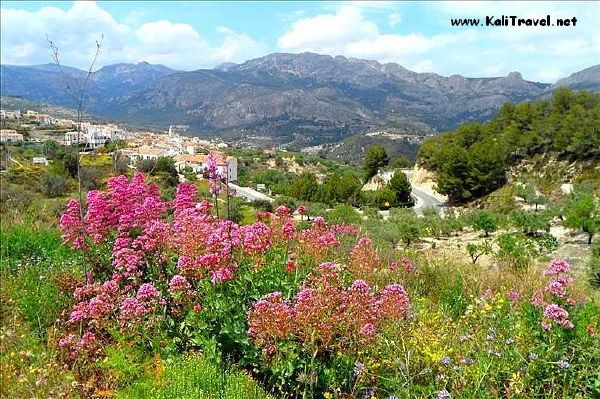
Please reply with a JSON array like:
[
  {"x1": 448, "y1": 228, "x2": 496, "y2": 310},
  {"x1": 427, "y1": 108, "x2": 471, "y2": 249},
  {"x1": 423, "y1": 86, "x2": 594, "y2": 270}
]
[{"x1": 1, "y1": 53, "x2": 598, "y2": 149}]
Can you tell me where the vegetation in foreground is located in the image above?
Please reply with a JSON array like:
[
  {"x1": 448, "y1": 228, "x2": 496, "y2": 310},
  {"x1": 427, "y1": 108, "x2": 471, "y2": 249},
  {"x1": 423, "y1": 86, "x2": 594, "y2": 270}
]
[{"x1": 1, "y1": 166, "x2": 599, "y2": 398}]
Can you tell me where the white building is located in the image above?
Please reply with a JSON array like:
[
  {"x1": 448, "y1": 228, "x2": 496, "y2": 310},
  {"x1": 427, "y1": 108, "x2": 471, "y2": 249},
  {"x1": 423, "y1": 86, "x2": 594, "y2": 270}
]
[
  {"x1": 64, "y1": 123, "x2": 125, "y2": 149},
  {"x1": 174, "y1": 151, "x2": 238, "y2": 182},
  {"x1": 120, "y1": 147, "x2": 169, "y2": 165},
  {"x1": 0, "y1": 109, "x2": 22, "y2": 119},
  {"x1": 0, "y1": 129, "x2": 24, "y2": 142},
  {"x1": 32, "y1": 157, "x2": 49, "y2": 166}
]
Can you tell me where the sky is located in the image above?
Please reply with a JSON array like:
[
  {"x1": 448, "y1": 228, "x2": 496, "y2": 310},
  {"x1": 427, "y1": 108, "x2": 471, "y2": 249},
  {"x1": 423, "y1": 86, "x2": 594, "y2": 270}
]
[{"x1": 1, "y1": 1, "x2": 599, "y2": 82}]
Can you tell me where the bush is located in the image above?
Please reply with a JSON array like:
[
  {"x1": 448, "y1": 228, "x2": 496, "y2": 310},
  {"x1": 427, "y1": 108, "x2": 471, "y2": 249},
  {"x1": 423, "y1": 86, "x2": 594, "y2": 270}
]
[
  {"x1": 472, "y1": 211, "x2": 498, "y2": 237},
  {"x1": 118, "y1": 354, "x2": 273, "y2": 399},
  {"x1": 250, "y1": 199, "x2": 273, "y2": 213},
  {"x1": 39, "y1": 174, "x2": 69, "y2": 198},
  {"x1": 495, "y1": 233, "x2": 537, "y2": 271}
]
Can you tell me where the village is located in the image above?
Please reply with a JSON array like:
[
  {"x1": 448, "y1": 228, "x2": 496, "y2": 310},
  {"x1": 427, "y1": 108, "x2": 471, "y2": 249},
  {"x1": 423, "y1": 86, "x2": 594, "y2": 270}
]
[{"x1": 0, "y1": 107, "x2": 243, "y2": 184}]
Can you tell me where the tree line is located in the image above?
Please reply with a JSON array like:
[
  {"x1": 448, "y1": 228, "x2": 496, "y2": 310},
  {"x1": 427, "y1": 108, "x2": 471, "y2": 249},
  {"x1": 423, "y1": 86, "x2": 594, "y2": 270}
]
[{"x1": 417, "y1": 88, "x2": 600, "y2": 204}]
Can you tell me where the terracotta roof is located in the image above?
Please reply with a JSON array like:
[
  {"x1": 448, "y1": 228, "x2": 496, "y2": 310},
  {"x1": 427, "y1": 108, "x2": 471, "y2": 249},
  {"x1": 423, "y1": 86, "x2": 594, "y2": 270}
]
[{"x1": 174, "y1": 152, "x2": 232, "y2": 165}]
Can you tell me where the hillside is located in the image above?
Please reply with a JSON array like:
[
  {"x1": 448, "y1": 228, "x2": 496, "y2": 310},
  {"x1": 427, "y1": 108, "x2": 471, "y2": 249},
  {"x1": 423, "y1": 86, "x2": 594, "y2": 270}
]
[
  {"x1": 417, "y1": 88, "x2": 600, "y2": 204},
  {"x1": 2, "y1": 53, "x2": 598, "y2": 149}
]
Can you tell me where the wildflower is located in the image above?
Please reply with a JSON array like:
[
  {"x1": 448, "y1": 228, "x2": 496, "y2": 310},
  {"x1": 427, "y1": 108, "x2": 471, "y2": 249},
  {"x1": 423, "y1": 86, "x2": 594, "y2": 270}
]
[
  {"x1": 545, "y1": 280, "x2": 567, "y2": 298},
  {"x1": 401, "y1": 256, "x2": 415, "y2": 273},
  {"x1": 506, "y1": 290, "x2": 520, "y2": 304},
  {"x1": 461, "y1": 357, "x2": 474, "y2": 366},
  {"x1": 275, "y1": 205, "x2": 291, "y2": 217},
  {"x1": 360, "y1": 323, "x2": 376, "y2": 338},
  {"x1": 285, "y1": 260, "x2": 296, "y2": 273},
  {"x1": 557, "y1": 360, "x2": 570, "y2": 369},
  {"x1": 313, "y1": 216, "x2": 326, "y2": 227},
  {"x1": 505, "y1": 338, "x2": 515, "y2": 345},
  {"x1": 193, "y1": 304, "x2": 202, "y2": 312},
  {"x1": 440, "y1": 356, "x2": 451, "y2": 366},
  {"x1": 168, "y1": 275, "x2": 191, "y2": 294},
  {"x1": 354, "y1": 362, "x2": 365, "y2": 377},
  {"x1": 210, "y1": 264, "x2": 236, "y2": 284},
  {"x1": 543, "y1": 304, "x2": 574, "y2": 330},
  {"x1": 530, "y1": 290, "x2": 545, "y2": 308},
  {"x1": 528, "y1": 353, "x2": 539, "y2": 361},
  {"x1": 487, "y1": 349, "x2": 502, "y2": 357},
  {"x1": 544, "y1": 259, "x2": 570, "y2": 276},
  {"x1": 436, "y1": 388, "x2": 451, "y2": 399},
  {"x1": 297, "y1": 205, "x2": 307, "y2": 215}
]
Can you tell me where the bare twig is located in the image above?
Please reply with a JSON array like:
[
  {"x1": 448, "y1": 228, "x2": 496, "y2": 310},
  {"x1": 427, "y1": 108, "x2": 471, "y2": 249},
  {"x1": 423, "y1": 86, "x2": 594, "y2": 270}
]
[{"x1": 47, "y1": 35, "x2": 103, "y2": 275}]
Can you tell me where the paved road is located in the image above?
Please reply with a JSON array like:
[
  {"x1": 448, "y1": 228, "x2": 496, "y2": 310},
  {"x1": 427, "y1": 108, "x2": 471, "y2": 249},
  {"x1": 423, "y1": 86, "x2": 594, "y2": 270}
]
[
  {"x1": 228, "y1": 183, "x2": 274, "y2": 202},
  {"x1": 380, "y1": 169, "x2": 445, "y2": 215}
]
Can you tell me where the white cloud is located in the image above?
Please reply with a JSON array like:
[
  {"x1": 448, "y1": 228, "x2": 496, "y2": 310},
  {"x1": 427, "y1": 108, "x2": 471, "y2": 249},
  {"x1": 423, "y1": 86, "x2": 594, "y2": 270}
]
[
  {"x1": 0, "y1": 1, "x2": 268, "y2": 70},
  {"x1": 277, "y1": 2, "x2": 599, "y2": 81},
  {"x1": 388, "y1": 13, "x2": 401, "y2": 27},
  {"x1": 277, "y1": 6, "x2": 379, "y2": 52}
]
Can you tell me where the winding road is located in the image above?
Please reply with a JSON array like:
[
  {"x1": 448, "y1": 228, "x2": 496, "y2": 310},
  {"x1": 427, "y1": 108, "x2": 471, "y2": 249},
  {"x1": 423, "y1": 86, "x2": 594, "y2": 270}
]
[
  {"x1": 380, "y1": 169, "x2": 445, "y2": 215},
  {"x1": 225, "y1": 169, "x2": 445, "y2": 217}
]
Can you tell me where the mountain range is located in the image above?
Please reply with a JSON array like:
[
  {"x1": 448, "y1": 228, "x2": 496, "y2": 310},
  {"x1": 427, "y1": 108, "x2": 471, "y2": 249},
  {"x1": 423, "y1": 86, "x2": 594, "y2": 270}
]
[{"x1": 1, "y1": 53, "x2": 598, "y2": 153}]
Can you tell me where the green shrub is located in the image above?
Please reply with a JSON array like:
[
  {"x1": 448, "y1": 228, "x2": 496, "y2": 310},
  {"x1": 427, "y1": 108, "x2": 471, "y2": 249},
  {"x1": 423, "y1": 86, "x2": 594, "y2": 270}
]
[{"x1": 118, "y1": 354, "x2": 273, "y2": 399}]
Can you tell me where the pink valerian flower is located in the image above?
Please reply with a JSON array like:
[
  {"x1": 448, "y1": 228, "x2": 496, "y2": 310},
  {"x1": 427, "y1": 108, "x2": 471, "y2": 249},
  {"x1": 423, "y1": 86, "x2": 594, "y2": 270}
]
[
  {"x1": 173, "y1": 183, "x2": 198, "y2": 213},
  {"x1": 544, "y1": 259, "x2": 570, "y2": 276},
  {"x1": 168, "y1": 275, "x2": 191, "y2": 294},
  {"x1": 507, "y1": 290, "x2": 520, "y2": 304},
  {"x1": 531, "y1": 289, "x2": 545, "y2": 308},
  {"x1": 297, "y1": 205, "x2": 307, "y2": 215},
  {"x1": 119, "y1": 283, "x2": 165, "y2": 323},
  {"x1": 256, "y1": 211, "x2": 271, "y2": 221},
  {"x1": 59, "y1": 199, "x2": 85, "y2": 249},
  {"x1": 546, "y1": 280, "x2": 568, "y2": 298},
  {"x1": 542, "y1": 304, "x2": 574, "y2": 330},
  {"x1": 206, "y1": 152, "x2": 223, "y2": 197},
  {"x1": 240, "y1": 222, "x2": 273, "y2": 255},
  {"x1": 248, "y1": 291, "x2": 293, "y2": 348},
  {"x1": 137, "y1": 283, "x2": 161, "y2": 301},
  {"x1": 193, "y1": 304, "x2": 202, "y2": 312},
  {"x1": 249, "y1": 264, "x2": 411, "y2": 353},
  {"x1": 389, "y1": 261, "x2": 398, "y2": 272},
  {"x1": 275, "y1": 205, "x2": 291, "y2": 217},
  {"x1": 84, "y1": 190, "x2": 115, "y2": 242},
  {"x1": 285, "y1": 261, "x2": 296, "y2": 273},
  {"x1": 332, "y1": 224, "x2": 361, "y2": 236},
  {"x1": 348, "y1": 236, "x2": 380, "y2": 277},
  {"x1": 360, "y1": 323, "x2": 376, "y2": 338},
  {"x1": 112, "y1": 247, "x2": 145, "y2": 277},
  {"x1": 313, "y1": 216, "x2": 326, "y2": 227},
  {"x1": 401, "y1": 257, "x2": 416, "y2": 273},
  {"x1": 68, "y1": 295, "x2": 114, "y2": 323},
  {"x1": 196, "y1": 199, "x2": 213, "y2": 214},
  {"x1": 210, "y1": 263, "x2": 237, "y2": 284},
  {"x1": 282, "y1": 220, "x2": 296, "y2": 239},
  {"x1": 377, "y1": 284, "x2": 411, "y2": 322},
  {"x1": 133, "y1": 220, "x2": 171, "y2": 253},
  {"x1": 58, "y1": 332, "x2": 99, "y2": 360}
]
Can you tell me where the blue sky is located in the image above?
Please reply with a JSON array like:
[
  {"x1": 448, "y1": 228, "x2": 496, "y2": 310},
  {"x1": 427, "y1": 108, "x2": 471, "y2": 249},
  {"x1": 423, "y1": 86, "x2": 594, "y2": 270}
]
[{"x1": 1, "y1": 1, "x2": 598, "y2": 82}]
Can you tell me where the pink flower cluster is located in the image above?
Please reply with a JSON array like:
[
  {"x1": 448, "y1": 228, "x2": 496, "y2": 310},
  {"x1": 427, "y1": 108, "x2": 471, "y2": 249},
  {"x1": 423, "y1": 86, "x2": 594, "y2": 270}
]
[
  {"x1": 248, "y1": 262, "x2": 410, "y2": 354},
  {"x1": 542, "y1": 304, "x2": 574, "y2": 330},
  {"x1": 57, "y1": 173, "x2": 376, "y2": 361},
  {"x1": 58, "y1": 331, "x2": 99, "y2": 360},
  {"x1": 532, "y1": 259, "x2": 576, "y2": 331},
  {"x1": 390, "y1": 257, "x2": 416, "y2": 273},
  {"x1": 296, "y1": 218, "x2": 341, "y2": 262},
  {"x1": 348, "y1": 237, "x2": 381, "y2": 277}
]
